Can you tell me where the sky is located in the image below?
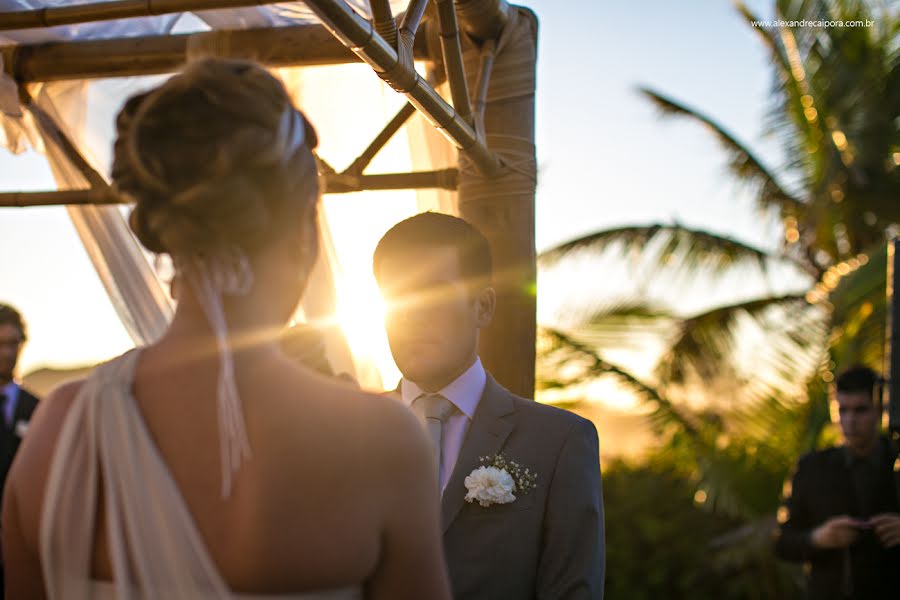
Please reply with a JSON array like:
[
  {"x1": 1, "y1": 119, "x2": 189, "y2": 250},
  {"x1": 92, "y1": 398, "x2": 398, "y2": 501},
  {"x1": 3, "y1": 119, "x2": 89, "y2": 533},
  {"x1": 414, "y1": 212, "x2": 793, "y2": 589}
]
[{"x1": 0, "y1": 0, "x2": 785, "y2": 385}]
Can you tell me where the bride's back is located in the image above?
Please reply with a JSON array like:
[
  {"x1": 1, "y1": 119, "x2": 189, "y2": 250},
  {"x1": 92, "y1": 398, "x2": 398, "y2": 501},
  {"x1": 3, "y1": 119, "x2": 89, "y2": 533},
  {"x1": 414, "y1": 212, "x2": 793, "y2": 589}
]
[
  {"x1": 1, "y1": 58, "x2": 449, "y2": 600},
  {"x1": 91, "y1": 346, "x2": 408, "y2": 592}
]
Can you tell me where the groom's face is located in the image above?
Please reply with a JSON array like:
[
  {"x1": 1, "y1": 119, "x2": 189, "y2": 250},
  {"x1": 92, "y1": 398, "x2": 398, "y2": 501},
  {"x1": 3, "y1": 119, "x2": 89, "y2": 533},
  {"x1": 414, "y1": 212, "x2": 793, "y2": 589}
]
[{"x1": 379, "y1": 246, "x2": 486, "y2": 391}]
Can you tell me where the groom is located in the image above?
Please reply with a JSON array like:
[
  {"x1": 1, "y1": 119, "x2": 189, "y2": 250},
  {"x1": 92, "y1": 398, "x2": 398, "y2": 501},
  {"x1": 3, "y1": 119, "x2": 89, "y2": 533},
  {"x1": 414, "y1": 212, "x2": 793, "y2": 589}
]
[{"x1": 373, "y1": 212, "x2": 604, "y2": 599}]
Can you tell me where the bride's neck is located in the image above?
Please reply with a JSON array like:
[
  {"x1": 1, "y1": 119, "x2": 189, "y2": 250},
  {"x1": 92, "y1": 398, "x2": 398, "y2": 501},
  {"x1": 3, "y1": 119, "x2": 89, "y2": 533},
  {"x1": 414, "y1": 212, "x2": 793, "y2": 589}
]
[{"x1": 161, "y1": 288, "x2": 286, "y2": 364}]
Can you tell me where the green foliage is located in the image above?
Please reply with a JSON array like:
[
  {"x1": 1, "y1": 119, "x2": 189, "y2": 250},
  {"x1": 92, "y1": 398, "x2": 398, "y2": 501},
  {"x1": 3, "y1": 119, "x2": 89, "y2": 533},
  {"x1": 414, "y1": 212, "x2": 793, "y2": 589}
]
[{"x1": 603, "y1": 457, "x2": 804, "y2": 599}]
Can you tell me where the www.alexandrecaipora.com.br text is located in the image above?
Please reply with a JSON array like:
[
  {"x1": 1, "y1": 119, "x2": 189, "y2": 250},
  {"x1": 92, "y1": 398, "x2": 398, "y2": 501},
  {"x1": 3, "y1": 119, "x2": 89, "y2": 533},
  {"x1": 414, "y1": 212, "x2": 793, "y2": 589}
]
[{"x1": 750, "y1": 19, "x2": 875, "y2": 29}]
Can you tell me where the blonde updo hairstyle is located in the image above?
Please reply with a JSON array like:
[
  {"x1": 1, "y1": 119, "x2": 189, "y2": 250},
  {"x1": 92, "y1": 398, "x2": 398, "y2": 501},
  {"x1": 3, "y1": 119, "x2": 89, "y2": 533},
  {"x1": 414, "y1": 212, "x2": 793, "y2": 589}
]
[{"x1": 112, "y1": 58, "x2": 319, "y2": 271}]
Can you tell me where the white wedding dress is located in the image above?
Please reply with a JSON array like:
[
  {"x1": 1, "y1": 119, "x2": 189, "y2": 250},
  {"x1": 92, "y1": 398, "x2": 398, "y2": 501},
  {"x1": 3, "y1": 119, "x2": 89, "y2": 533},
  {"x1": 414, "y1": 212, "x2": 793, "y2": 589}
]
[{"x1": 40, "y1": 349, "x2": 362, "y2": 600}]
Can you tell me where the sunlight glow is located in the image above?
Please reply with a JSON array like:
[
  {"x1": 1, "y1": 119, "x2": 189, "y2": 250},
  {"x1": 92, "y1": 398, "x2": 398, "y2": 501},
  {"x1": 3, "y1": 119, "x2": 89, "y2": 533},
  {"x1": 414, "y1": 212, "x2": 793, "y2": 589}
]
[{"x1": 333, "y1": 275, "x2": 399, "y2": 389}]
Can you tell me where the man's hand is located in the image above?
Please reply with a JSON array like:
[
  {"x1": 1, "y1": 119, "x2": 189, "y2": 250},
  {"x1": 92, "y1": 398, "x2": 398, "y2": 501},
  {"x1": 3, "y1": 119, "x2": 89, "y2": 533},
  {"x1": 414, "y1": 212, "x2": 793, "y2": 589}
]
[
  {"x1": 869, "y1": 513, "x2": 900, "y2": 548},
  {"x1": 810, "y1": 515, "x2": 862, "y2": 549}
]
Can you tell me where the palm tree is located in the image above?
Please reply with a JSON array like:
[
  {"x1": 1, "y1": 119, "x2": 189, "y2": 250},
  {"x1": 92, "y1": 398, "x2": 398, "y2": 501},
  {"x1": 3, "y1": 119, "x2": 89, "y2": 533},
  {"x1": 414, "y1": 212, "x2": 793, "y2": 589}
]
[{"x1": 537, "y1": 1, "x2": 898, "y2": 595}]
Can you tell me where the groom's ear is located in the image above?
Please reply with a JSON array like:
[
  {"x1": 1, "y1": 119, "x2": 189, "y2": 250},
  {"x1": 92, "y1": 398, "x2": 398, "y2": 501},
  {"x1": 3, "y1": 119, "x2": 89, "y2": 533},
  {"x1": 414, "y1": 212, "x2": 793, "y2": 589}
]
[{"x1": 473, "y1": 286, "x2": 496, "y2": 328}]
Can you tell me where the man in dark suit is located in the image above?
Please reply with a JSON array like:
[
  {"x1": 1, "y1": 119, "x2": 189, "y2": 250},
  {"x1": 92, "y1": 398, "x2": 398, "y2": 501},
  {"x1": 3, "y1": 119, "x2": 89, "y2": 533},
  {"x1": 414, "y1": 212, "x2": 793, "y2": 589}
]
[
  {"x1": 373, "y1": 212, "x2": 604, "y2": 599},
  {"x1": 0, "y1": 304, "x2": 39, "y2": 501},
  {"x1": 774, "y1": 366, "x2": 900, "y2": 599},
  {"x1": 0, "y1": 304, "x2": 39, "y2": 597}
]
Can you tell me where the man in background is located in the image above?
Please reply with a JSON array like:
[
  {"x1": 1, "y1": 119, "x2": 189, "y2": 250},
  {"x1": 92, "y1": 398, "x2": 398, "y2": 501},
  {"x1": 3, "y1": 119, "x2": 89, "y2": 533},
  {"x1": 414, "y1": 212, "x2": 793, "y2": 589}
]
[
  {"x1": 0, "y1": 303, "x2": 39, "y2": 598},
  {"x1": 0, "y1": 304, "x2": 38, "y2": 501},
  {"x1": 775, "y1": 365, "x2": 900, "y2": 599}
]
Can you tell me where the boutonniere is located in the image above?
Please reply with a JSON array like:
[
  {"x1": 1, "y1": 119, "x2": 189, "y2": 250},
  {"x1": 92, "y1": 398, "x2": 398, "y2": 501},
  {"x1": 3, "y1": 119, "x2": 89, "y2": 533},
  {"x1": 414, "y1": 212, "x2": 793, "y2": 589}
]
[
  {"x1": 14, "y1": 419, "x2": 29, "y2": 439},
  {"x1": 464, "y1": 453, "x2": 537, "y2": 507}
]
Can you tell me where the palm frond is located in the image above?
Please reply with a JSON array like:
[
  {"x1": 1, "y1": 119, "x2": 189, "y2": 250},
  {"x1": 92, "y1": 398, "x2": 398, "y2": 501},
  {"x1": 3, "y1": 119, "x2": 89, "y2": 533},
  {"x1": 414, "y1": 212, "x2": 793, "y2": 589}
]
[
  {"x1": 742, "y1": 0, "x2": 900, "y2": 262},
  {"x1": 545, "y1": 298, "x2": 677, "y2": 351},
  {"x1": 538, "y1": 223, "x2": 785, "y2": 276},
  {"x1": 538, "y1": 327, "x2": 700, "y2": 439},
  {"x1": 655, "y1": 294, "x2": 817, "y2": 391},
  {"x1": 638, "y1": 87, "x2": 805, "y2": 217}
]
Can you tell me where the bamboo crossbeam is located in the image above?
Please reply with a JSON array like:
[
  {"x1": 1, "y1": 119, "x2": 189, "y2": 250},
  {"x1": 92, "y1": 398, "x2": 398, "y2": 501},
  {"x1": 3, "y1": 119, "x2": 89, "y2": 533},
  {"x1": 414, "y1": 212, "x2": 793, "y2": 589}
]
[
  {"x1": 0, "y1": 170, "x2": 459, "y2": 207},
  {"x1": 325, "y1": 169, "x2": 457, "y2": 193},
  {"x1": 304, "y1": 0, "x2": 499, "y2": 176},
  {"x1": 2, "y1": 23, "x2": 430, "y2": 83},
  {"x1": 434, "y1": 0, "x2": 472, "y2": 123},
  {"x1": 0, "y1": 189, "x2": 119, "y2": 207},
  {"x1": 344, "y1": 102, "x2": 416, "y2": 175},
  {"x1": 0, "y1": 0, "x2": 284, "y2": 31}
]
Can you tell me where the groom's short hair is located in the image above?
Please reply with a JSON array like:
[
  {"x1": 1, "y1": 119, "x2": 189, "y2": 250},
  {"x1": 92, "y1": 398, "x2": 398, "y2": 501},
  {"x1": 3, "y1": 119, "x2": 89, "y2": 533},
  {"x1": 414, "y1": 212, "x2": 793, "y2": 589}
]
[{"x1": 373, "y1": 212, "x2": 493, "y2": 290}]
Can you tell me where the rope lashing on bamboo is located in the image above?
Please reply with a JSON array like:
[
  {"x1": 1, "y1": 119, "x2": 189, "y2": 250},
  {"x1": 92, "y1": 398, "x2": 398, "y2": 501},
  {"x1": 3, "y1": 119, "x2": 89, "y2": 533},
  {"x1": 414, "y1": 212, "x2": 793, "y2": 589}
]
[
  {"x1": 459, "y1": 133, "x2": 533, "y2": 200},
  {"x1": 458, "y1": 8, "x2": 535, "y2": 201},
  {"x1": 455, "y1": 0, "x2": 509, "y2": 41},
  {"x1": 376, "y1": 27, "x2": 418, "y2": 94}
]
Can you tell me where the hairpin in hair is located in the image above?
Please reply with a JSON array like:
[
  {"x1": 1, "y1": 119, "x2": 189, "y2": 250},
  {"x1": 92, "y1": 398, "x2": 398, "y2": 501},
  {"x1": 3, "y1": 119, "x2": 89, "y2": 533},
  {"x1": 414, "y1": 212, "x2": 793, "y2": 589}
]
[{"x1": 277, "y1": 107, "x2": 306, "y2": 163}]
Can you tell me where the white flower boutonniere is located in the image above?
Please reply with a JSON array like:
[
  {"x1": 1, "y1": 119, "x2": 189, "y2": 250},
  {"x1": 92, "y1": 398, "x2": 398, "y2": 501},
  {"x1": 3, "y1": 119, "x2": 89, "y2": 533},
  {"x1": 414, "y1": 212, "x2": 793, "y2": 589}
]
[
  {"x1": 14, "y1": 419, "x2": 29, "y2": 439},
  {"x1": 464, "y1": 453, "x2": 537, "y2": 507}
]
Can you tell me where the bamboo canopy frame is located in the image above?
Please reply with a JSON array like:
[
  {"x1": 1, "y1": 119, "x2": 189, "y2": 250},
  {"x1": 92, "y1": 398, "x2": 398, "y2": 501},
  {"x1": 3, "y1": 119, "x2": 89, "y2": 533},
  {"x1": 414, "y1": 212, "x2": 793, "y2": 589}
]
[{"x1": 0, "y1": 0, "x2": 538, "y2": 397}]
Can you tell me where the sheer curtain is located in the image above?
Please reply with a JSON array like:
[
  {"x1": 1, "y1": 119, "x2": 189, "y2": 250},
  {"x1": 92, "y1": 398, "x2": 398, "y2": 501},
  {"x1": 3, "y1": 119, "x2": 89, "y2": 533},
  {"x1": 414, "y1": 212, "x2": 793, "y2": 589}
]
[{"x1": 0, "y1": 4, "x2": 458, "y2": 388}]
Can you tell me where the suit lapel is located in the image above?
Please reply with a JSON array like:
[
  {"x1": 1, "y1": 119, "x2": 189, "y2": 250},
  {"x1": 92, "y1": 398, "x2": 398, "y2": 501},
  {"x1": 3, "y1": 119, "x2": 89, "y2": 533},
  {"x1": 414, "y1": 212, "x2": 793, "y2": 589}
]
[
  {"x1": 440, "y1": 376, "x2": 516, "y2": 533},
  {"x1": 12, "y1": 388, "x2": 37, "y2": 427}
]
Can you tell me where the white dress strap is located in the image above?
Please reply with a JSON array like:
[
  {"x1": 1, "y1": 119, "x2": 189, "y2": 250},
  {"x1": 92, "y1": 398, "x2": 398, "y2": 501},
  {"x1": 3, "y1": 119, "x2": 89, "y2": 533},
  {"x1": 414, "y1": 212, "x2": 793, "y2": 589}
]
[{"x1": 40, "y1": 348, "x2": 231, "y2": 599}]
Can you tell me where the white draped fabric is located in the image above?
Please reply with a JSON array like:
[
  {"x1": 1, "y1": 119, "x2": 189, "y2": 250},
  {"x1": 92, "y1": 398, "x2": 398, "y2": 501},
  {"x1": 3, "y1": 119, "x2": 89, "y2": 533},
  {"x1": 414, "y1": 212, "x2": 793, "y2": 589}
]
[{"x1": 0, "y1": 1, "x2": 458, "y2": 388}]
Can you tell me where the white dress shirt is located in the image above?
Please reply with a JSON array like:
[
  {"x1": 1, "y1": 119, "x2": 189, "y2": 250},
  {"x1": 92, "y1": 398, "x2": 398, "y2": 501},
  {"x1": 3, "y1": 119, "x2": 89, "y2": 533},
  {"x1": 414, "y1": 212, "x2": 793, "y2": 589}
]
[
  {"x1": 400, "y1": 357, "x2": 486, "y2": 494},
  {"x1": 1, "y1": 381, "x2": 20, "y2": 427}
]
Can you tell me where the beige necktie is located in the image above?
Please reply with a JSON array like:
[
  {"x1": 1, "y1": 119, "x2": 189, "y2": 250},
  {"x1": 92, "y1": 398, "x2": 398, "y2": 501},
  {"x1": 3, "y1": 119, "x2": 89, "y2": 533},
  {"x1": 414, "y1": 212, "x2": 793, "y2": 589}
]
[{"x1": 412, "y1": 394, "x2": 455, "y2": 482}]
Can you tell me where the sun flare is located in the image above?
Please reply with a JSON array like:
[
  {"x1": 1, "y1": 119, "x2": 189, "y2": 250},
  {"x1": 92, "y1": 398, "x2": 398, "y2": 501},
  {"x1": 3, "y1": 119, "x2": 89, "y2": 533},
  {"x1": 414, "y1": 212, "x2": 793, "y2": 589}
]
[{"x1": 333, "y1": 276, "x2": 400, "y2": 390}]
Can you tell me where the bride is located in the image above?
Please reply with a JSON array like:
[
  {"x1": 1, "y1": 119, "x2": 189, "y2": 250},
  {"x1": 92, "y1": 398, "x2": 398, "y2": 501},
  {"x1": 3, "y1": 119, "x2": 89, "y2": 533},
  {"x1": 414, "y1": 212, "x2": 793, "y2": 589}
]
[{"x1": 1, "y1": 58, "x2": 451, "y2": 600}]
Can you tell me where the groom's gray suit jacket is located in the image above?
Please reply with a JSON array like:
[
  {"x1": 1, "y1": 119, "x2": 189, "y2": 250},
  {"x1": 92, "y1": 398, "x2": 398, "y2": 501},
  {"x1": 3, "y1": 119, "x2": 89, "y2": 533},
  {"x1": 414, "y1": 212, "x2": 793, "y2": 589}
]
[{"x1": 439, "y1": 374, "x2": 604, "y2": 600}]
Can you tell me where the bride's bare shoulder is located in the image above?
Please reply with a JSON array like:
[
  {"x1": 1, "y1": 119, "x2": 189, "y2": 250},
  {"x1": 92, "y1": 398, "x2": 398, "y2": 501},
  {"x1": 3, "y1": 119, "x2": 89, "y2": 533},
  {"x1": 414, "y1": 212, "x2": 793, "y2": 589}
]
[
  {"x1": 344, "y1": 386, "x2": 433, "y2": 469},
  {"x1": 14, "y1": 379, "x2": 85, "y2": 468},
  {"x1": 4, "y1": 378, "x2": 86, "y2": 553}
]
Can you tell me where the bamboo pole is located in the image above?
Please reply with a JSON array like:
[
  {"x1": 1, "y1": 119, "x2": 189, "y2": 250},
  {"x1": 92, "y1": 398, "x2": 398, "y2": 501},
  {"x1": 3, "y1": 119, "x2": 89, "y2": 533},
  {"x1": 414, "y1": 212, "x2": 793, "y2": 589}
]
[
  {"x1": 1, "y1": 24, "x2": 371, "y2": 82},
  {"x1": 434, "y1": 0, "x2": 472, "y2": 123},
  {"x1": 398, "y1": 0, "x2": 429, "y2": 39},
  {"x1": 370, "y1": 0, "x2": 398, "y2": 48},
  {"x1": 0, "y1": 189, "x2": 119, "y2": 207},
  {"x1": 457, "y1": 5, "x2": 538, "y2": 398},
  {"x1": 0, "y1": 0, "x2": 283, "y2": 31},
  {"x1": 0, "y1": 170, "x2": 459, "y2": 207},
  {"x1": 343, "y1": 102, "x2": 416, "y2": 175},
  {"x1": 303, "y1": 0, "x2": 500, "y2": 176},
  {"x1": 324, "y1": 169, "x2": 458, "y2": 193},
  {"x1": 470, "y1": 38, "x2": 494, "y2": 139}
]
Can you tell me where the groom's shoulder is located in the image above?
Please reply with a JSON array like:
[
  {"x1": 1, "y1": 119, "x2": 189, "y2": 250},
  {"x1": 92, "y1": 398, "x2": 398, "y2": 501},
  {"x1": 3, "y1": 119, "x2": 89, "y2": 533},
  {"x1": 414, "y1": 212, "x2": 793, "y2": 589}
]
[{"x1": 487, "y1": 376, "x2": 594, "y2": 435}]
